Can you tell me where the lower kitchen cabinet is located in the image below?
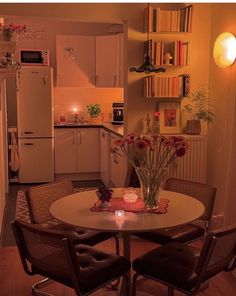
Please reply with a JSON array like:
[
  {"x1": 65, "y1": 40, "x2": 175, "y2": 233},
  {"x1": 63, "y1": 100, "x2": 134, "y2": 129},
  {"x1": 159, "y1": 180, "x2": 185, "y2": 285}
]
[
  {"x1": 55, "y1": 127, "x2": 99, "y2": 174},
  {"x1": 110, "y1": 133, "x2": 127, "y2": 187},
  {"x1": 55, "y1": 128, "x2": 77, "y2": 173}
]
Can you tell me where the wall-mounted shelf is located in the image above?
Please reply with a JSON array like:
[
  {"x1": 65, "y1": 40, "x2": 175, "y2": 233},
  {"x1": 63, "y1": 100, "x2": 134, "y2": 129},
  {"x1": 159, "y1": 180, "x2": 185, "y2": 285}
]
[
  {"x1": 145, "y1": 39, "x2": 190, "y2": 67},
  {"x1": 144, "y1": 5, "x2": 193, "y2": 33},
  {"x1": 144, "y1": 74, "x2": 190, "y2": 99}
]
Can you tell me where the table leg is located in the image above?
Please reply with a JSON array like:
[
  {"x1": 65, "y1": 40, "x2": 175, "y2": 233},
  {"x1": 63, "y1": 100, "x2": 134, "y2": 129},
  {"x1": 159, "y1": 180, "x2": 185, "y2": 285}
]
[{"x1": 120, "y1": 232, "x2": 132, "y2": 296}]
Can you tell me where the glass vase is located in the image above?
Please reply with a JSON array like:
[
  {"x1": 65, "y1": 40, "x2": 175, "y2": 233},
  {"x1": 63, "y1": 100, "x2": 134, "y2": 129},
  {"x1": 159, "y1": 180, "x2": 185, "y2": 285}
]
[{"x1": 135, "y1": 166, "x2": 164, "y2": 210}]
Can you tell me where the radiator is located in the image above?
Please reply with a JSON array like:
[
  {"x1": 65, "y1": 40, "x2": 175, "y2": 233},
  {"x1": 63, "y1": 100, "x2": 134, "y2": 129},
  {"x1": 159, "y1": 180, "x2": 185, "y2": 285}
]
[{"x1": 164, "y1": 135, "x2": 207, "y2": 183}]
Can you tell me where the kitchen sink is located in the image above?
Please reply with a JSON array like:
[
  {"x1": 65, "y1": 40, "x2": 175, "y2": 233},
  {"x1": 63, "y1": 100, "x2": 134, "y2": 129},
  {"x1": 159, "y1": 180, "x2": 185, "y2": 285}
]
[{"x1": 54, "y1": 121, "x2": 99, "y2": 127}]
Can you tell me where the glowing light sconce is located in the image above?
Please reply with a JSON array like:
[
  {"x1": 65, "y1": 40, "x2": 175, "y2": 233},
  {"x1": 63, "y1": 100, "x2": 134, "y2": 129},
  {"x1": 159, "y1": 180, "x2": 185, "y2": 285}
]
[{"x1": 213, "y1": 32, "x2": 236, "y2": 68}]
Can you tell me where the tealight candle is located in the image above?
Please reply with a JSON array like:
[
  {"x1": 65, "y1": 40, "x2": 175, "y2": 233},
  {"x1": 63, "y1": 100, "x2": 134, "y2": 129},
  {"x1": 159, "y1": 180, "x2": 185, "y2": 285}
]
[{"x1": 115, "y1": 210, "x2": 125, "y2": 218}]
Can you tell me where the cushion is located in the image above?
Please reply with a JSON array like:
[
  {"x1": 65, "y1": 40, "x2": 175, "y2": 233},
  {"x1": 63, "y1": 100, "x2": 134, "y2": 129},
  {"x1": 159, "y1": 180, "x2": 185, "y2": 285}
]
[
  {"x1": 132, "y1": 242, "x2": 201, "y2": 292},
  {"x1": 33, "y1": 244, "x2": 130, "y2": 294},
  {"x1": 135, "y1": 223, "x2": 205, "y2": 244}
]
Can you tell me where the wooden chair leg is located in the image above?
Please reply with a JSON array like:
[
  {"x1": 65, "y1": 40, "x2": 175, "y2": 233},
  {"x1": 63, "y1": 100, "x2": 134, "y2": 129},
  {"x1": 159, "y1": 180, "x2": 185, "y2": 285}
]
[
  {"x1": 132, "y1": 273, "x2": 139, "y2": 296},
  {"x1": 114, "y1": 235, "x2": 120, "y2": 255},
  {"x1": 168, "y1": 286, "x2": 174, "y2": 296}
]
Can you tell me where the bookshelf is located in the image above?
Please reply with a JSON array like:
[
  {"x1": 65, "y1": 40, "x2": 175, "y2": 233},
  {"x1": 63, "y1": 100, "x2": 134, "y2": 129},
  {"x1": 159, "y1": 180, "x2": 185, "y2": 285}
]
[
  {"x1": 144, "y1": 39, "x2": 190, "y2": 67},
  {"x1": 143, "y1": 4, "x2": 192, "y2": 99},
  {"x1": 144, "y1": 74, "x2": 190, "y2": 99},
  {"x1": 145, "y1": 5, "x2": 193, "y2": 33}
]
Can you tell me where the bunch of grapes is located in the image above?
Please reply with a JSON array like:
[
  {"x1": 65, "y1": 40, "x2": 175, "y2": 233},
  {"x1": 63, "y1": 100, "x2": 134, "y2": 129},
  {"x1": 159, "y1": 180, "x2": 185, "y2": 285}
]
[{"x1": 96, "y1": 186, "x2": 113, "y2": 203}]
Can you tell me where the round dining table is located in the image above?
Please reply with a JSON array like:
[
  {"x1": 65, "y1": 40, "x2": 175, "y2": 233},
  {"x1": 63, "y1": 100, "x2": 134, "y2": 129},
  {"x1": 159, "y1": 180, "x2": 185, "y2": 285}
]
[{"x1": 50, "y1": 188, "x2": 204, "y2": 296}]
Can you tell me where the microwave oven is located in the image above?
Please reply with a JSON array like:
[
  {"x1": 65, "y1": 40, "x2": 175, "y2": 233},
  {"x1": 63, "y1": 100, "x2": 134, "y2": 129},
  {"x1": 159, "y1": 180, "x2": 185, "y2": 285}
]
[{"x1": 19, "y1": 49, "x2": 49, "y2": 66}]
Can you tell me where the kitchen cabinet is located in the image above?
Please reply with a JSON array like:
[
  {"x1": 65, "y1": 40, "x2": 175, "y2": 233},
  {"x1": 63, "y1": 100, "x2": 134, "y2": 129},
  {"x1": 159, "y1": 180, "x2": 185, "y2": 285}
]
[
  {"x1": 95, "y1": 34, "x2": 123, "y2": 87},
  {"x1": 55, "y1": 127, "x2": 99, "y2": 174},
  {"x1": 110, "y1": 133, "x2": 127, "y2": 187},
  {"x1": 56, "y1": 34, "x2": 123, "y2": 87},
  {"x1": 56, "y1": 35, "x2": 96, "y2": 87},
  {"x1": 99, "y1": 128, "x2": 111, "y2": 186},
  {"x1": 55, "y1": 128, "x2": 77, "y2": 173}
]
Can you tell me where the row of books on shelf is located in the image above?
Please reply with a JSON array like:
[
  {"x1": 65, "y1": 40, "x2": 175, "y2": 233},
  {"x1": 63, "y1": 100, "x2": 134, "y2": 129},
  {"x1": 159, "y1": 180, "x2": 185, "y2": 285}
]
[
  {"x1": 144, "y1": 74, "x2": 190, "y2": 99},
  {"x1": 145, "y1": 5, "x2": 192, "y2": 33},
  {"x1": 144, "y1": 40, "x2": 190, "y2": 66}
]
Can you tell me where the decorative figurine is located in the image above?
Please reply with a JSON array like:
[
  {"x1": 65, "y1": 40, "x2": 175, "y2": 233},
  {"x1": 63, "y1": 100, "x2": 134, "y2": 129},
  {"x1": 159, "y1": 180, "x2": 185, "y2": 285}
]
[{"x1": 163, "y1": 52, "x2": 173, "y2": 66}]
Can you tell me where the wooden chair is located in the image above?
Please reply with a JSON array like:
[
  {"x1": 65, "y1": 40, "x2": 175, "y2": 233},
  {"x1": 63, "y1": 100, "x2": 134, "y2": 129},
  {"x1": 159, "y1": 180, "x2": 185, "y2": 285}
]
[
  {"x1": 134, "y1": 177, "x2": 216, "y2": 244},
  {"x1": 25, "y1": 180, "x2": 120, "y2": 253},
  {"x1": 12, "y1": 219, "x2": 130, "y2": 296},
  {"x1": 132, "y1": 223, "x2": 236, "y2": 296}
]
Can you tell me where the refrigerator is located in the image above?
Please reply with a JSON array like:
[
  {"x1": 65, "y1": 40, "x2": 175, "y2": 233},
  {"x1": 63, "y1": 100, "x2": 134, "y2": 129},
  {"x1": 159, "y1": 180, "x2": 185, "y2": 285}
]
[{"x1": 17, "y1": 66, "x2": 54, "y2": 183}]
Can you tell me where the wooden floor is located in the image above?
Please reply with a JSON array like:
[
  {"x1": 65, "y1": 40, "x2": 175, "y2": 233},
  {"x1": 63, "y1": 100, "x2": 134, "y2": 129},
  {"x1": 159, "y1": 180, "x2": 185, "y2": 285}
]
[{"x1": 1, "y1": 237, "x2": 236, "y2": 296}]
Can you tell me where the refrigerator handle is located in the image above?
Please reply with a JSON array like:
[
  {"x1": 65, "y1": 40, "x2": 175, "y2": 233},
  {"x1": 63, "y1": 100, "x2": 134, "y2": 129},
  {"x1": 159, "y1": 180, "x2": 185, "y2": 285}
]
[
  {"x1": 23, "y1": 131, "x2": 34, "y2": 134},
  {"x1": 72, "y1": 130, "x2": 75, "y2": 144},
  {"x1": 22, "y1": 143, "x2": 34, "y2": 146}
]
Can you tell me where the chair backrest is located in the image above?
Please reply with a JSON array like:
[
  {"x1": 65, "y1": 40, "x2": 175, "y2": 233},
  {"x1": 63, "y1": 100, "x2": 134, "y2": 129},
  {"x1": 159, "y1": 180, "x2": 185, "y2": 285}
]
[
  {"x1": 165, "y1": 178, "x2": 216, "y2": 221},
  {"x1": 195, "y1": 223, "x2": 236, "y2": 289},
  {"x1": 26, "y1": 180, "x2": 74, "y2": 224},
  {"x1": 11, "y1": 219, "x2": 81, "y2": 294}
]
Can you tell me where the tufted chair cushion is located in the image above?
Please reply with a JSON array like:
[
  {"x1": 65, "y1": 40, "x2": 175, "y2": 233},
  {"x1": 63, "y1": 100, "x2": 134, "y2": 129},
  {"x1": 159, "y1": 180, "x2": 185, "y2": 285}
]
[
  {"x1": 33, "y1": 244, "x2": 130, "y2": 294},
  {"x1": 49, "y1": 223, "x2": 118, "y2": 246},
  {"x1": 133, "y1": 242, "x2": 201, "y2": 293},
  {"x1": 135, "y1": 224, "x2": 205, "y2": 245}
]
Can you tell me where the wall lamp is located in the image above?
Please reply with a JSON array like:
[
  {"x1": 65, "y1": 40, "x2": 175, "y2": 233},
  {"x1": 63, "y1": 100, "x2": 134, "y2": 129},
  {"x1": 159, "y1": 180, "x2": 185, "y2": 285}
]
[{"x1": 213, "y1": 32, "x2": 236, "y2": 68}]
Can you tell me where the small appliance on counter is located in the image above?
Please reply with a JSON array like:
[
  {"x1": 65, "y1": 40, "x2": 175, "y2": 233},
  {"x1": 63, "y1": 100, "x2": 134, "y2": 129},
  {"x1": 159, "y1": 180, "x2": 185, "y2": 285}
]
[{"x1": 112, "y1": 102, "x2": 124, "y2": 125}]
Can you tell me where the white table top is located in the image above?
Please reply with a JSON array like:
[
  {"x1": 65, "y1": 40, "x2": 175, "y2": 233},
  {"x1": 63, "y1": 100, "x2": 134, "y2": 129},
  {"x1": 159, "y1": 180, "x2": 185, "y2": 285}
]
[{"x1": 50, "y1": 188, "x2": 205, "y2": 232}]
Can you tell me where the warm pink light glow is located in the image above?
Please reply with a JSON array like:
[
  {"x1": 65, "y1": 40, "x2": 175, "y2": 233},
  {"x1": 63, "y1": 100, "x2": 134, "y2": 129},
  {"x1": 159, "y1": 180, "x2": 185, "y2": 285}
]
[
  {"x1": 115, "y1": 210, "x2": 125, "y2": 218},
  {"x1": 72, "y1": 107, "x2": 79, "y2": 113}
]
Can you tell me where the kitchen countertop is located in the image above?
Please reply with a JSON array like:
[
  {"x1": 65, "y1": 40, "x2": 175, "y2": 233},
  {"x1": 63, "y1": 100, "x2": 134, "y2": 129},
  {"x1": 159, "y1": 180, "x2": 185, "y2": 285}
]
[{"x1": 54, "y1": 122, "x2": 124, "y2": 137}]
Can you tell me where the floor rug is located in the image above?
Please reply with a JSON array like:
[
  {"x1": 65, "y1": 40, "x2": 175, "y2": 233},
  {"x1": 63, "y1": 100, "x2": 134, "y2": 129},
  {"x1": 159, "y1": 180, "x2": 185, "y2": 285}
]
[{"x1": 15, "y1": 187, "x2": 97, "y2": 223}]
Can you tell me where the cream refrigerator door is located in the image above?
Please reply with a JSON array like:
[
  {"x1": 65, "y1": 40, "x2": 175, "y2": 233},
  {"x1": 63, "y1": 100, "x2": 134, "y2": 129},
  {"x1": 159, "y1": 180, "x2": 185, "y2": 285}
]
[
  {"x1": 18, "y1": 138, "x2": 54, "y2": 183},
  {"x1": 17, "y1": 66, "x2": 53, "y2": 138}
]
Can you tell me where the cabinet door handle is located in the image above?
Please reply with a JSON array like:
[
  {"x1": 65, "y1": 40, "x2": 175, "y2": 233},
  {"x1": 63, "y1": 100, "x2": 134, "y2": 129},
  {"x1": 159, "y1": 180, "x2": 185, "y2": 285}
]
[
  {"x1": 22, "y1": 143, "x2": 34, "y2": 146},
  {"x1": 72, "y1": 130, "x2": 75, "y2": 144},
  {"x1": 24, "y1": 131, "x2": 33, "y2": 134},
  {"x1": 95, "y1": 75, "x2": 99, "y2": 86},
  {"x1": 78, "y1": 131, "x2": 82, "y2": 144},
  {"x1": 114, "y1": 75, "x2": 117, "y2": 87}
]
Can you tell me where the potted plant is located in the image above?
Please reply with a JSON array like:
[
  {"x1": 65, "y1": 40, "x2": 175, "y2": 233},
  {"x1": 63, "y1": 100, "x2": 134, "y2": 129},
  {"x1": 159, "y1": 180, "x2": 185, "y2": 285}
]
[
  {"x1": 183, "y1": 86, "x2": 215, "y2": 135},
  {"x1": 87, "y1": 104, "x2": 101, "y2": 123}
]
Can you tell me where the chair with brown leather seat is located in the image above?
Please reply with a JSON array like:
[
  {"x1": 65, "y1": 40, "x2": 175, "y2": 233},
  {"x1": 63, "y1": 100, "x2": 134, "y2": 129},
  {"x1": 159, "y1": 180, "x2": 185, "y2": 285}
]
[
  {"x1": 132, "y1": 223, "x2": 236, "y2": 296},
  {"x1": 134, "y1": 177, "x2": 216, "y2": 245},
  {"x1": 25, "y1": 180, "x2": 120, "y2": 253},
  {"x1": 12, "y1": 219, "x2": 131, "y2": 296}
]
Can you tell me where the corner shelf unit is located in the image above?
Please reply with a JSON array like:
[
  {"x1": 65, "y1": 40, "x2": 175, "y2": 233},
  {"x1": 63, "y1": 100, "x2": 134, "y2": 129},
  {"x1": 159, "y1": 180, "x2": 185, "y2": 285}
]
[
  {"x1": 144, "y1": 74, "x2": 190, "y2": 99},
  {"x1": 145, "y1": 39, "x2": 190, "y2": 67},
  {"x1": 144, "y1": 5, "x2": 193, "y2": 33}
]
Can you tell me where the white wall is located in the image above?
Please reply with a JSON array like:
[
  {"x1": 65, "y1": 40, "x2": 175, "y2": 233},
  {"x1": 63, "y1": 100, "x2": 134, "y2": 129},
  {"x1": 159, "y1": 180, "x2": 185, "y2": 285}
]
[{"x1": 207, "y1": 4, "x2": 236, "y2": 224}]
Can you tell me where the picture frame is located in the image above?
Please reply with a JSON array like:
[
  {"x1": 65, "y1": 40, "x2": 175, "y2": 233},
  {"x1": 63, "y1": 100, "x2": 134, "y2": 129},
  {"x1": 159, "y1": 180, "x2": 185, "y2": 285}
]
[{"x1": 158, "y1": 101, "x2": 181, "y2": 134}]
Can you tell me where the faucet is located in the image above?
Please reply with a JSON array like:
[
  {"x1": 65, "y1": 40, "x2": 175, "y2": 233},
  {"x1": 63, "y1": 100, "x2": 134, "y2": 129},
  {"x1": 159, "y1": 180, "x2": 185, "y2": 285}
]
[{"x1": 74, "y1": 114, "x2": 84, "y2": 124}]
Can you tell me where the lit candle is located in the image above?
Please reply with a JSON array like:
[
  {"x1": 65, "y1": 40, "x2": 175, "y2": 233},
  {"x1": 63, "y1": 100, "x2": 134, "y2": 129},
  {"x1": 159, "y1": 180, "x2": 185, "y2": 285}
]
[
  {"x1": 72, "y1": 107, "x2": 78, "y2": 114},
  {"x1": 115, "y1": 210, "x2": 125, "y2": 218}
]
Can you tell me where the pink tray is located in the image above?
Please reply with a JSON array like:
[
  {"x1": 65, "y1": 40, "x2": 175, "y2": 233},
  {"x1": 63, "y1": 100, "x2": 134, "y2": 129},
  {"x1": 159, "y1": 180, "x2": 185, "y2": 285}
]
[{"x1": 91, "y1": 198, "x2": 169, "y2": 214}]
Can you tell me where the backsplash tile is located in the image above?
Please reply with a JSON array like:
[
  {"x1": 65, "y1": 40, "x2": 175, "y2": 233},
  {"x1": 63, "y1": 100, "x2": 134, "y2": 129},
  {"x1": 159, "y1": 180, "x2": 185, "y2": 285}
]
[{"x1": 54, "y1": 87, "x2": 124, "y2": 123}]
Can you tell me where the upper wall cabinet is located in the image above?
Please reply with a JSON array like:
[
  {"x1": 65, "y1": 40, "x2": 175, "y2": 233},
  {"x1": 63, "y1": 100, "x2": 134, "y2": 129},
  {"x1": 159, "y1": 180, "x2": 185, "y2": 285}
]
[
  {"x1": 56, "y1": 35, "x2": 96, "y2": 87},
  {"x1": 95, "y1": 34, "x2": 123, "y2": 87},
  {"x1": 56, "y1": 33, "x2": 123, "y2": 88}
]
